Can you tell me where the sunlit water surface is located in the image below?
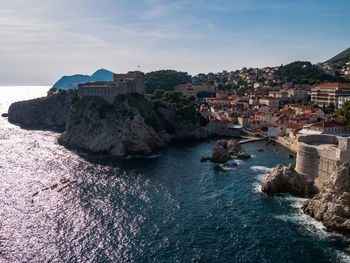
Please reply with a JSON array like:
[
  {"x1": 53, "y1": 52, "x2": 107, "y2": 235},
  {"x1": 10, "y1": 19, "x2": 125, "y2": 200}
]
[{"x1": 1, "y1": 86, "x2": 350, "y2": 262}]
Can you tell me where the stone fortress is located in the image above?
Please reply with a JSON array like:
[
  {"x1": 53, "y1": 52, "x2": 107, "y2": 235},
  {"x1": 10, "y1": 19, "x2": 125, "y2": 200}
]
[
  {"x1": 78, "y1": 71, "x2": 145, "y2": 103},
  {"x1": 296, "y1": 134, "x2": 350, "y2": 190}
]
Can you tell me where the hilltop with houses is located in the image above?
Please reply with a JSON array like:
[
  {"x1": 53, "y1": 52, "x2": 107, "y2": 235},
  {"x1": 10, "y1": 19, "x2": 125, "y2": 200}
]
[{"x1": 51, "y1": 47, "x2": 350, "y2": 150}]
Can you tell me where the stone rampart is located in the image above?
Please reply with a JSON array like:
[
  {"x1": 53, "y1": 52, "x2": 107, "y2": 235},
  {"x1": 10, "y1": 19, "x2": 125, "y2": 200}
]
[
  {"x1": 78, "y1": 71, "x2": 145, "y2": 103},
  {"x1": 296, "y1": 134, "x2": 350, "y2": 190}
]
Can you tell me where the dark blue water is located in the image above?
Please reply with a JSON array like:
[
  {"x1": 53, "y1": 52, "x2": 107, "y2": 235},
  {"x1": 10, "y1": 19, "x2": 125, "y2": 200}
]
[{"x1": 1, "y1": 87, "x2": 349, "y2": 262}]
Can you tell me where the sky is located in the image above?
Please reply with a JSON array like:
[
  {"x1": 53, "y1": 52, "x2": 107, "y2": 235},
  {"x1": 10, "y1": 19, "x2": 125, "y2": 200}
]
[{"x1": 0, "y1": 0, "x2": 349, "y2": 85}]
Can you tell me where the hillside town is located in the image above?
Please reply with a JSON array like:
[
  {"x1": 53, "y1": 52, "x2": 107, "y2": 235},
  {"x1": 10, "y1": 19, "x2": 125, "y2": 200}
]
[{"x1": 173, "y1": 61, "x2": 350, "y2": 148}]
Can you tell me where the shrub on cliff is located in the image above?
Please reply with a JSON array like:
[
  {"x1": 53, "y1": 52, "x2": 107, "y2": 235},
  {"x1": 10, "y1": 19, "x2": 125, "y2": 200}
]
[{"x1": 47, "y1": 87, "x2": 58, "y2": 96}]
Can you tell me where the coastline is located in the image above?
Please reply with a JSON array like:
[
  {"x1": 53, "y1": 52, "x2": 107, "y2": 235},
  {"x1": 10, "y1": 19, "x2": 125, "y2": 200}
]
[{"x1": 271, "y1": 136, "x2": 298, "y2": 153}]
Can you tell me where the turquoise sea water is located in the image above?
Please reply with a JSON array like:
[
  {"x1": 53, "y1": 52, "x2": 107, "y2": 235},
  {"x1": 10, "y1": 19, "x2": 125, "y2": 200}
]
[{"x1": 0, "y1": 86, "x2": 350, "y2": 262}]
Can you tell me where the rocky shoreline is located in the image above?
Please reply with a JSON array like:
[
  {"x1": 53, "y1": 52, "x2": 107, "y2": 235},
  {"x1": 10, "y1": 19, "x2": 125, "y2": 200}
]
[
  {"x1": 262, "y1": 162, "x2": 350, "y2": 234},
  {"x1": 10, "y1": 88, "x2": 350, "y2": 234},
  {"x1": 7, "y1": 91, "x2": 213, "y2": 157},
  {"x1": 8, "y1": 90, "x2": 77, "y2": 129}
]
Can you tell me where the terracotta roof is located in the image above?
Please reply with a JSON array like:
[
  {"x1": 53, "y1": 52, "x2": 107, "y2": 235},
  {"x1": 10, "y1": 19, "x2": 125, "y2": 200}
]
[
  {"x1": 311, "y1": 119, "x2": 345, "y2": 128},
  {"x1": 207, "y1": 99, "x2": 233, "y2": 103},
  {"x1": 316, "y1": 83, "x2": 350, "y2": 88},
  {"x1": 287, "y1": 123, "x2": 302, "y2": 129}
]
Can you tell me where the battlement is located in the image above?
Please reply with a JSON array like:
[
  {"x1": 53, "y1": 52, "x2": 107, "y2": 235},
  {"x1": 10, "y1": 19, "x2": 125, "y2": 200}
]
[
  {"x1": 296, "y1": 134, "x2": 350, "y2": 190},
  {"x1": 78, "y1": 71, "x2": 145, "y2": 103}
]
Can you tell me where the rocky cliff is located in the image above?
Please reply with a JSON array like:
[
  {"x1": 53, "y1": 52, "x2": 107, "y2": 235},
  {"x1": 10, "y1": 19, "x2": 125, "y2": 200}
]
[
  {"x1": 261, "y1": 164, "x2": 316, "y2": 198},
  {"x1": 302, "y1": 163, "x2": 350, "y2": 233},
  {"x1": 8, "y1": 90, "x2": 77, "y2": 128},
  {"x1": 262, "y1": 162, "x2": 350, "y2": 233},
  {"x1": 58, "y1": 93, "x2": 210, "y2": 157}
]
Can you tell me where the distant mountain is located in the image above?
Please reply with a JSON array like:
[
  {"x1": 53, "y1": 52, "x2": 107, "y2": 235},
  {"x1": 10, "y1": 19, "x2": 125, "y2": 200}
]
[
  {"x1": 53, "y1": 69, "x2": 114, "y2": 90},
  {"x1": 326, "y1": 47, "x2": 350, "y2": 64}
]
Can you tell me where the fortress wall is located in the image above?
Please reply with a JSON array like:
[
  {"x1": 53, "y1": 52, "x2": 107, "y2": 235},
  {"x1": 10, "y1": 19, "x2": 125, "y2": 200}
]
[
  {"x1": 113, "y1": 71, "x2": 145, "y2": 95},
  {"x1": 296, "y1": 134, "x2": 350, "y2": 190},
  {"x1": 77, "y1": 71, "x2": 145, "y2": 104},
  {"x1": 296, "y1": 142, "x2": 338, "y2": 190},
  {"x1": 78, "y1": 84, "x2": 130, "y2": 103},
  {"x1": 296, "y1": 143, "x2": 319, "y2": 179},
  {"x1": 315, "y1": 149, "x2": 338, "y2": 190}
]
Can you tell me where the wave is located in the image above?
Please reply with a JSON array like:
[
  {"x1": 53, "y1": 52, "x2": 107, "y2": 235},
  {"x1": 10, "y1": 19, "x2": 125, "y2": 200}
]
[
  {"x1": 219, "y1": 164, "x2": 234, "y2": 171},
  {"x1": 335, "y1": 250, "x2": 350, "y2": 263},
  {"x1": 250, "y1": 166, "x2": 274, "y2": 173},
  {"x1": 275, "y1": 212, "x2": 330, "y2": 239},
  {"x1": 252, "y1": 182, "x2": 262, "y2": 193},
  {"x1": 234, "y1": 159, "x2": 244, "y2": 165},
  {"x1": 251, "y1": 166, "x2": 274, "y2": 192},
  {"x1": 275, "y1": 196, "x2": 347, "y2": 241}
]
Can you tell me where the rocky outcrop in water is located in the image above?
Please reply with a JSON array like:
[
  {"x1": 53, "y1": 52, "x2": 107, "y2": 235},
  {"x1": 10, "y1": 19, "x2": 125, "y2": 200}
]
[
  {"x1": 210, "y1": 139, "x2": 250, "y2": 163},
  {"x1": 262, "y1": 161, "x2": 350, "y2": 233},
  {"x1": 58, "y1": 93, "x2": 210, "y2": 157},
  {"x1": 261, "y1": 164, "x2": 316, "y2": 198},
  {"x1": 302, "y1": 163, "x2": 350, "y2": 233},
  {"x1": 8, "y1": 90, "x2": 77, "y2": 128}
]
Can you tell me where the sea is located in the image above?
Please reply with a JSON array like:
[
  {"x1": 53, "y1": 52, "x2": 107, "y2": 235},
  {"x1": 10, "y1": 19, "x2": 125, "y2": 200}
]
[{"x1": 0, "y1": 86, "x2": 350, "y2": 263}]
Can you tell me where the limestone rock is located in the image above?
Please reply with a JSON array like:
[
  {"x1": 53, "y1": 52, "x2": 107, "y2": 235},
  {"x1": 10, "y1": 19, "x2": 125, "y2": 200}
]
[
  {"x1": 58, "y1": 95, "x2": 166, "y2": 157},
  {"x1": 58, "y1": 94, "x2": 211, "y2": 157},
  {"x1": 211, "y1": 145, "x2": 232, "y2": 163},
  {"x1": 8, "y1": 90, "x2": 212, "y2": 157},
  {"x1": 261, "y1": 164, "x2": 316, "y2": 198},
  {"x1": 8, "y1": 90, "x2": 76, "y2": 128},
  {"x1": 210, "y1": 139, "x2": 250, "y2": 163},
  {"x1": 302, "y1": 163, "x2": 350, "y2": 233}
]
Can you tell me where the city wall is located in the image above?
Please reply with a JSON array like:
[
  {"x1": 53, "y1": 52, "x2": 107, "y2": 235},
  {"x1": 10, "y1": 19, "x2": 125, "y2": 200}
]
[{"x1": 296, "y1": 134, "x2": 350, "y2": 190}]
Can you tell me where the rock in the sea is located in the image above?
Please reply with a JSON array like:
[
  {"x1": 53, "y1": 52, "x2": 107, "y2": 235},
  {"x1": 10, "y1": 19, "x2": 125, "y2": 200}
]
[
  {"x1": 1, "y1": 113, "x2": 8, "y2": 117},
  {"x1": 210, "y1": 139, "x2": 250, "y2": 163},
  {"x1": 261, "y1": 164, "x2": 316, "y2": 198},
  {"x1": 302, "y1": 163, "x2": 350, "y2": 233},
  {"x1": 211, "y1": 145, "x2": 232, "y2": 163},
  {"x1": 8, "y1": 90, "x2": 76, "y2": 128}
]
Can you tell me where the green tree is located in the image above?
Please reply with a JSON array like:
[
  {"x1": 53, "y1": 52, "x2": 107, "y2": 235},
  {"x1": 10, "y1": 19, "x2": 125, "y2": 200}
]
[
  {"x1": 145, "y1": 70, "x2": 191, "y2": 94},
  {"x1": 335, "y1": 101, "x2": 350, "y2": 129},
  {"x1": 325, "y1": 103, "x2": 335, "y2": 114},
  {"x1": 47, "y1": 87, "x2": 58, "y2": 96},
  {"x1": 277, "y1": 61, "x2": 342, "y2": 84}
]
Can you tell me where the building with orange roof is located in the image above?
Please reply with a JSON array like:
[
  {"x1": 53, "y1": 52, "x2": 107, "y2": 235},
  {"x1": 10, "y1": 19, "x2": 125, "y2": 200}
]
[
  {"x1": 311, "y1": 83, "x2": 350, "y2": 107},
  {"x1": 299, "y1": 119, "x2": 347, "y2": 135}
]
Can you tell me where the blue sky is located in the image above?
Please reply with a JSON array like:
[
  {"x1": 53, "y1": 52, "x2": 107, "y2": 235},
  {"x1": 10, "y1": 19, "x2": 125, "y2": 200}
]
[{"x1": 0, "y1": 0, "x2": 349, "y2": 85}]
